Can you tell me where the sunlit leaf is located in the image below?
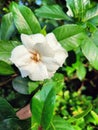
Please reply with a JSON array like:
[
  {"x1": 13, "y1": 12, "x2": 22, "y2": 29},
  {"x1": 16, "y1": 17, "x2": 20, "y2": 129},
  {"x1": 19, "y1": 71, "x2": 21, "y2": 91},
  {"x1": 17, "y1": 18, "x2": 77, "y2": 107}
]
[
  {"x1": 35, "y1": 5, "x2": 71, "y2": 21},
  {"x1": 81, "y1": 37, "x2": 98, "y2": 70},
  {"x1": 0, "y1": 13, "x2": 15, "y2": 40},
  {"x1": 53, "y1": 24, "x2": 85, "y2": 50},
  {"x1": 68, "y1": 104, "x2": 92, "y2": 122},
  {"x1": 10, "y1": 2, "x2": 41, "y2": 34},
  {"x1": 66, "y1": 0, "x2": 90, "y2": 20},
  {"x1": 83, "y1": 4, "x2": 98, "y2": 22}
]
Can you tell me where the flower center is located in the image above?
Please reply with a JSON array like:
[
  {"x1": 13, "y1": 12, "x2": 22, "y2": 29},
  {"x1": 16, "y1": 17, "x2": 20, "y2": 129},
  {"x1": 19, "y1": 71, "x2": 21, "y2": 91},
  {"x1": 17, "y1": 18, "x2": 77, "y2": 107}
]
[{"x1": 30, "y1": 51, "x2": 40, "y2": 62}]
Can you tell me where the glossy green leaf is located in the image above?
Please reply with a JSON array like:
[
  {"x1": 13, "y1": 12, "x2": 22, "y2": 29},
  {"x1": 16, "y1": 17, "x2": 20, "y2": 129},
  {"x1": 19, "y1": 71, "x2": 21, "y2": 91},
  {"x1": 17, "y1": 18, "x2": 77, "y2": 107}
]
[
  {"x1": 0, "y1": 40, "x2": 20, "y2": 64},
  {"x1": 31, "y1": 82, "x2": 56, "y2": 130},
  {"x1": 12, "y1": 76, "x2": 29, "y2": 95},
  {"x1": 53, "y1": 24, "x2": 84, "y2": 40},
  {"x1": 81, "y1": 37, "x2": 98, "y2": 70},
  {"x1": 35, "y1": 5, "x2": 71, "y2": 21},
  {"x1": 66, "y1": 0, "x2": 90, "y2": 19},
  {"x1": 0, "y1": 13, "x2": 15, "y2": 40},
  {"x1": 0, "y1": 98, "x2": 16, "y2": 121},
  {"x1": 0, "y1": 61, "x2": 15, "y2": 75},
  {"x1": 53, "y1": 24, "x2": 85, "y2": 51},
  {"x1": 10, "y1": 2, "x2": 41, "y2": 34},
  {"x1": 48, "y1": 116, "x2": 74, "y2": 130},
  {"x1": 83, "y1": 4, "x2": 98, "y2": 22}
]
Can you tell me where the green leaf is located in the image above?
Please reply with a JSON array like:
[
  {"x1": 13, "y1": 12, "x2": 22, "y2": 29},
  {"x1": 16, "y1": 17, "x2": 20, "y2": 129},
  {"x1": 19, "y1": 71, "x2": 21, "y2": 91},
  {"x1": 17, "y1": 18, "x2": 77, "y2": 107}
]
[
  {"x1": 53, "y1": 24, "x2": 85, "y2": 51},
  {"x1": 52, "y1": 73, "x2": 65, "y2": 93},
  {"x1": 48, "y1": 116, "x2": 74, "y2": 130},
  {"x1": 83, "y1": 4, "x2": 98, "y2": 22},
  {"x1": 0, "y1": 61, "x2": 15, "y2": 75},
  {"x1": 81, "y1": 37, "x2": 98, "y2": 70},
  {"x1": 91, "y1": 29, "x2": 98, "y2": 47},
  {"x1": 0, "y1": 98, "x2": 16, "y2": 121},
  {"x1": 35, "y1": 5, "x2": 71, "y2": 21},
  {"x1": 91, "y1": 111, "x2": 98, "y2": 125},
  {"x1": 0, "y1": 13, "x2": 15, "y2": 40},
  {"x1": 0, "y1": 40, "x2": 20, "y2": 64},
  {"x1": 73, "y1": 61, "x2": 86, "y2": 80},
  {"x1": 28, "y1": 81, "x2": 40, "y2": 93},
  {"x1": 12, "y1": 76, "x2": 29, "y2": 95},
  {"x1": 0, "y1": 118, "x2": 31, "y2": 130},
  {"x1": 68, "y1": 104, "x2": 92, "y2": 123},
  {"x1": 53, "y1": 24, "x2": 84, "y2": 40},
  {"x1": 0, "y1": 118, "x2": 22, "y2": 130},
  {"x1": 66, "y1": 0, "x2": 90, "y2": 20},
  {"x1": 31, "y1": 82, "x2": 56, "y2": 130},
  {"x1": 10, "y1": 2, "x2": 41, "y2": 34}
]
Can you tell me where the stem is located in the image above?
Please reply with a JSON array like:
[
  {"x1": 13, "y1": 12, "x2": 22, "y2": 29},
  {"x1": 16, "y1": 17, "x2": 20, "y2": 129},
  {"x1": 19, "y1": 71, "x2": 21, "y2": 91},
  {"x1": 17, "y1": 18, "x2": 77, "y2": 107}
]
[
  {"x1": 24, "y1": 84, "x2": 43, "y2": 106},
  {"x1": 0, "y1": 74, "x2": 18, "y2": 87}
]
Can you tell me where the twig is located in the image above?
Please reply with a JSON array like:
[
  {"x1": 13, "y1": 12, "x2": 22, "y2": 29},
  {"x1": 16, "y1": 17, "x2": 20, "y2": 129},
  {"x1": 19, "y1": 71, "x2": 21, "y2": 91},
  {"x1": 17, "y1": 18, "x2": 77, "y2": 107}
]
[{"x1": 0, "y1": 74, "x2": 18, "y2": 87}]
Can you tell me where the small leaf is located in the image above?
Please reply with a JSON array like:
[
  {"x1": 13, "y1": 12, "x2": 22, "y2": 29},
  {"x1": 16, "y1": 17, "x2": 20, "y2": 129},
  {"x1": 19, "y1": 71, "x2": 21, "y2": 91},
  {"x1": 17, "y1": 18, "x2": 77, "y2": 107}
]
[
  {"x1": 68, "y1": 104, "x2": 92, "y2": 122},
  {"x1": 73, "y1": 61, "x2": 86, "y2": 80},
  {"x1": 0, "y1": 61, "x2": 15, "y2": 75},
  {"x1": 81, "y1": 37, "x2": 98, "y2": 70},
  {"x1": 0, "y1": 40, "x2": 21, "y2": 64},
  {"x1": 48, "y1": 116, "x2": 74, "y2": 130},
  {"x1": 91, "y1": 111, "x2": 98, "y2": 125},
  {"x1": 52, "y1": 73, "x2": 65, "y2": 93},
  {"x1": 35, "y1": 5, "x2": 71, "y2": 21},
  {"x1": 12, "y1": 76, "x2": 29, "y2": 95},
  {"x1": 10, "y1": 2, "x2": 41, "y2": 34},
  {"x1": 31, "y1": 82, "x2": 56, "y2": 130},
  {"x1": 0, "y1": 13, "x2": 15, "y2": 40}
]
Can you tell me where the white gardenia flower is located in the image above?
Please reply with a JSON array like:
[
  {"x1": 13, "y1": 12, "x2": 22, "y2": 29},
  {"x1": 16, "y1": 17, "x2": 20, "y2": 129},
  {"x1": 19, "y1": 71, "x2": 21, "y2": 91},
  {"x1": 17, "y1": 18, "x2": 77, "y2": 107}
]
[{"x1": 10, "y1": 33, "x2": 68, "y2": 81}]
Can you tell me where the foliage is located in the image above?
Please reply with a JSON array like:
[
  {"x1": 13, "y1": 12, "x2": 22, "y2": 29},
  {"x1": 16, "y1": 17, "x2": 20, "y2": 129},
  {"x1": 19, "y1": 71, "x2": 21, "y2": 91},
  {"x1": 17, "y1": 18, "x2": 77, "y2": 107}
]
[{"x1": 0, "y1": 0, "x2": 98, "y2": 130}]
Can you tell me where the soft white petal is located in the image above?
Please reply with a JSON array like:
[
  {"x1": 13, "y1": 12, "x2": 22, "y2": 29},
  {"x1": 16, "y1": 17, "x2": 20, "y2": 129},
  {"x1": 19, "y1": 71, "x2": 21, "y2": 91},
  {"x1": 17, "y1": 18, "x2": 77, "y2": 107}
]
[
  {"x1": 33, "y1": 42, "x2": 54, "y2": 57},
  {"x1": 42, "y1": 56, "x2": 59, "y2": 72},
  {"x1": 29, "y1": 62, "x2": 49, "y2": 81},
  {"x1": 10, "y1": 45, "x2": 32, "y2": 67},
  {"x1": 46, "y1": 33, "x2": 62, "y2": 50},
  {"x1": 54, "y1": 50, "x2": 68, "y2": 66},
  {"x1": 21, "y1": 33, "x2": 46, "y2": 50},
  {"x1": 19, "y1": 61, "x2": 49, "y2": 81}
]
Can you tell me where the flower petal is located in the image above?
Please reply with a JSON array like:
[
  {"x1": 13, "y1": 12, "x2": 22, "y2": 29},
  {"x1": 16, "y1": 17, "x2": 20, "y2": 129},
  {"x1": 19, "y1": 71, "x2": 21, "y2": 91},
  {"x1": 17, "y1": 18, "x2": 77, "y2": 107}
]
[
  {"x1": 46, "y1": 33, "x2": 62, "y2": 50},
  {"x1": 19, "y1": 61, "x2": 49, "y2": 81},
  {"x1": 54, "y1": 50, "x2": 68, "y2": 66},
  {"x1": 10, "y1": 45, "x2": 32, "y2": 67},
  {"x1": 33, "y1": 42, "x2": 54, "y2": 57},
  {"x1": 42, "y1": 56, "x2": 59, "y2": 72},
  {"x1": 21, "y1": 33, "x2": 46, "y2": 50}
]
